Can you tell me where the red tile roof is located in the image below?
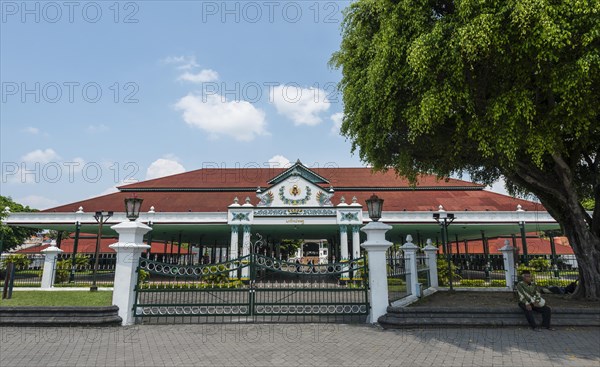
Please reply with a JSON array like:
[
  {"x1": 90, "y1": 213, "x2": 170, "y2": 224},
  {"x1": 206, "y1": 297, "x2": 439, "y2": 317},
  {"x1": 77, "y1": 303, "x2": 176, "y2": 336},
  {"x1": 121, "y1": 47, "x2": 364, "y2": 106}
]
[
  {"x1": 16, "y1": 236, "x2": 190, "y2": 254},
  {"x1": 42, "y1": 168, "x2": 542, "y2": 213},
  {"x1": 447, "y1": 236, "x2": 573, "y2": 255},
  {"x1": 117, "y1": 167, "x2": 483, "y2": 190}
]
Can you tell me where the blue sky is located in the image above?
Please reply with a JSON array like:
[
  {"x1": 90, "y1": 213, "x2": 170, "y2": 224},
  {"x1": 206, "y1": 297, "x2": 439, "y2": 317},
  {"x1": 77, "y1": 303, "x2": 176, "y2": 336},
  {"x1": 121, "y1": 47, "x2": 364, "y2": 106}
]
[{"x1": 1, "y1": 1, "x2": 507, "y2": 209}]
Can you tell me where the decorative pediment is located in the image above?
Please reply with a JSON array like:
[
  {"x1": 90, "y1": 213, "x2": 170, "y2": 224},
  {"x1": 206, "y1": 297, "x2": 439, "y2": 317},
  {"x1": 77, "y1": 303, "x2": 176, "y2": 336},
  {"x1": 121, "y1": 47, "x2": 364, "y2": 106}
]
[
  {"x1": 257, "y1": 173, "x2": 333, "y2": 208},
  {"x1": 267, "y1": 160, "x2": 330, "y2": 186}
]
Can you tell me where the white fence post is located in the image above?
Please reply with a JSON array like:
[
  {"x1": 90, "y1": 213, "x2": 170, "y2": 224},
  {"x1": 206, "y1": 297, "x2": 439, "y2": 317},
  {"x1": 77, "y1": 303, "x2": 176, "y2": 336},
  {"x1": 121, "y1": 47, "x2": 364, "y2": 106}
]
[
  {"x1": 401, "y1": 235, "x2": 419, "y2": 297},
  {"x1": 109, "y1": 220, "x2": 151, "y2": 326},
  {"x1": 499, "y1": 240, "x2": 516, "y2": 290},
  {"x1": 360, "y1": 221, "x2": 392, "y2": 324},
  {"x1": 423, "y1": 239, "x2": 439, "y2": 289},
  {"x1": 40, "y1": 246, "x2": 63, "y2": 289}
]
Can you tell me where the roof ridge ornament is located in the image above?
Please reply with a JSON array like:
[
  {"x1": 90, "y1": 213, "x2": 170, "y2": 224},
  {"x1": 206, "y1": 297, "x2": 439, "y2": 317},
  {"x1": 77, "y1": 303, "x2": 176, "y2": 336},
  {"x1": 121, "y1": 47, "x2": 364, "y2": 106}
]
[{"x1": 229, "y1": 197, "x2": 241, "y2": 207}]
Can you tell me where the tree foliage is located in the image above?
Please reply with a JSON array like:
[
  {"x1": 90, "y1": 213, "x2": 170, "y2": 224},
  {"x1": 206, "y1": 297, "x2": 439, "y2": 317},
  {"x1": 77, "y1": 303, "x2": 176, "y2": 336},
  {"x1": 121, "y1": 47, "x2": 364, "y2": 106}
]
[
  {"x1": 332, "y1": 0, "x2": 600, "y2": 298},
  {"x1": 0, "y1": 196, "x2": 39, "y2": 252}
]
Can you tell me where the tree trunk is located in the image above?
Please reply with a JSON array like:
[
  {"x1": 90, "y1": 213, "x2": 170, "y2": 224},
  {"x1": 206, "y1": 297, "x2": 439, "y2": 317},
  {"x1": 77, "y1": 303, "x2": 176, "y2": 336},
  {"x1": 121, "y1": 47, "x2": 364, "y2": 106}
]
[
  {"x1": 557, "y1": 209, "x2": 600, "y2": 300},
  {"x1": 508, "y1": 159, "x2": 600, "y2": 300}
]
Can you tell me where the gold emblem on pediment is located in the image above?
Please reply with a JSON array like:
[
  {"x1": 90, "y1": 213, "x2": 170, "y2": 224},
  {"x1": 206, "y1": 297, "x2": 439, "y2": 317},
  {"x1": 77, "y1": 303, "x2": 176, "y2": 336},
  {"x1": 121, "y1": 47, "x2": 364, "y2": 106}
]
[{"x1": 289, "y1": 185, "x2": 301, "y2": 196}]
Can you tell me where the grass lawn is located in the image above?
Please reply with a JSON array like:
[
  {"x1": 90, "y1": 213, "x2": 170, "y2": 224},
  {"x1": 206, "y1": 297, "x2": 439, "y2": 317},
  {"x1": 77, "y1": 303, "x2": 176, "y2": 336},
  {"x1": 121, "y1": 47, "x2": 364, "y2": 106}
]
[{"x1": 0, "y1": 291, "x2": 113, "y2": 307}]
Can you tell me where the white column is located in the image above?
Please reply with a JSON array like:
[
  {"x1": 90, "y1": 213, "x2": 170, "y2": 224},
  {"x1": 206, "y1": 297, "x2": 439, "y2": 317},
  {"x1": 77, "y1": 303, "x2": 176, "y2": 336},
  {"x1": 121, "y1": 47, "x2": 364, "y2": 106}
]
[
  {"x1": 229, "y1": 225, "x2": 239, "y2": 279},
  {"x1": 360, "y1": 221, "x2": 393, "y2": 324},
  {"x1": 229, "y1": 225, "x2": 239, "y2": 259},
  {"x1": 40, "y1": 246, "x2": 63, "y2": 289},
  {"x1": 339, "y1": 225, "x2": 349, "y2": 260},
  {"x1": 241, "y1": 225, "x2": 251, "y2": 280},
  {"x1": 339, "y1": 225, "x2": 349, "y2": 280},
  {"x1": 401, "y1": 236, "x2": 419, "y2": 297},
  {"x1": 109, "y1": 220, "x2": 151, "y2": 326},
  {"x1": 500, "y1": 240, "x2": 516, "y2": 290},
  {"x1": 423, "y1": 239, "x2": 439, "y2": 289},
  {"x1": 351, "y1": 225, "x2": 361, "y2": 259}
]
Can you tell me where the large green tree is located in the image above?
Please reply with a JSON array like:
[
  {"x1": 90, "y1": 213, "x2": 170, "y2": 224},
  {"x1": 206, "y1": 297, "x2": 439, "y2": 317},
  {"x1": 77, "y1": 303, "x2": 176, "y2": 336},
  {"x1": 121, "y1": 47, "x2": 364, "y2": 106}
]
[
  {"x1": 332, "y1": 0, "x2": 599, "y2": 298},
  {"x1": 0, "y1": 196, "x2": 39, "y2": 252}
]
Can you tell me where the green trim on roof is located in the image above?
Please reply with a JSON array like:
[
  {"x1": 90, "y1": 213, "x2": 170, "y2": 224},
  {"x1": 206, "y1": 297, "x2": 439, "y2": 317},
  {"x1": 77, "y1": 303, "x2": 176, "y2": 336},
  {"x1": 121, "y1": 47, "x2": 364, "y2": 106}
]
[{"x1": 267, "y1": 160, "x2": 330, "y2": 185}]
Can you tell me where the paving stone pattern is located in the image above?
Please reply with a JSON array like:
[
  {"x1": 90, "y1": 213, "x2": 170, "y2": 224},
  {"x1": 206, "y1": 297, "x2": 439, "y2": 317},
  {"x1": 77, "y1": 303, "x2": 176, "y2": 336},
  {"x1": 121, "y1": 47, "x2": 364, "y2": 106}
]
[{"x1": 0, "y1": 324, "x2": 598, "y2": 366}]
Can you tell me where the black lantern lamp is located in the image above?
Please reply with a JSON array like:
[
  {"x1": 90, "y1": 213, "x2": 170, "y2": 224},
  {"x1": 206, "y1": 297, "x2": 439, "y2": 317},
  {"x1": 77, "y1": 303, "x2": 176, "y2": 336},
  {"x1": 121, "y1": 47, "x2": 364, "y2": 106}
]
[
  {"x1": 366, "y1": 194, "x2": 384, "y2": 221},
  {"x1": 125, "y1": 197, "x2": 143, "y2": 221}
]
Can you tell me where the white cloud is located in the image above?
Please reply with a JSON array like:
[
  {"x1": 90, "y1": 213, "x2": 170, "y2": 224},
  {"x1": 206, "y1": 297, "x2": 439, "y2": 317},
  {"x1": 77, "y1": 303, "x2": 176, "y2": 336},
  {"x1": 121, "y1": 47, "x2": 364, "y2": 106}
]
[
  {"x1": 175, "y1": 93, "x2": 267, "y2": 141},
  {"x1": 86, "y1": 124, "x2": 109, "y2": 133},
  {"x1": 330, "y1": 112, "x2": 344, "y2": 134},
  {"x1": 17, "y1": 195, "x2": 58, "y2": 210},
  {"x1": 268, "y1": 155, "x2": 291, "y2": 168},
  {"x1": 178, "y1": 69, "x2": 219, "y2": 83},
  {"x1": 21, "y1": 148, "x2": 60, "y2": 164},
  {"x1": 146, "y1": 158, "x2": 186, "y2": 180},
  {"x1": 163, "y1": 55, "x2": 219, "y2": 84},
  {"x1": 270, "y1": 85, "x2": 331, "y2": 126},
  {"x1": 22, "y1": 127, "x2": 40, "y2": 134},
  {"x1": 162, "y1": 55, "x2": 199, "y2": 70}
]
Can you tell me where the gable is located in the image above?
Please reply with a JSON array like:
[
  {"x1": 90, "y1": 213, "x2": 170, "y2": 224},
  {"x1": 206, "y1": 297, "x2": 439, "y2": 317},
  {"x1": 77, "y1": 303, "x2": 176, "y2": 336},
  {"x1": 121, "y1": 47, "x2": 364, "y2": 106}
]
[
  {"x1": 267, "y1": 160, "x2": 330, "y2": 186},
  {"x1": 257, "y1": 175, "x2": 333, "y2": 207}
]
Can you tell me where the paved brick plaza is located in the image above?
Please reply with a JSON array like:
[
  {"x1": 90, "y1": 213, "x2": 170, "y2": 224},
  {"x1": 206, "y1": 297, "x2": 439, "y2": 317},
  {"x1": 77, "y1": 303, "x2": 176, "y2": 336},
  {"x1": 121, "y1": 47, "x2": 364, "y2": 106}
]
[{"x1": 1, "y1": 325, "x2": 598, "y2": 366}]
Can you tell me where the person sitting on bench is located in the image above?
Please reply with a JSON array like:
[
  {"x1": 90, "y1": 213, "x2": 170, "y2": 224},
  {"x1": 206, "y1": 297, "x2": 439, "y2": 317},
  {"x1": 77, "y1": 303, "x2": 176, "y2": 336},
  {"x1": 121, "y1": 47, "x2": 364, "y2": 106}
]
[{"x1": 516, "y1": 270, "x2": 556, "y2": 331}]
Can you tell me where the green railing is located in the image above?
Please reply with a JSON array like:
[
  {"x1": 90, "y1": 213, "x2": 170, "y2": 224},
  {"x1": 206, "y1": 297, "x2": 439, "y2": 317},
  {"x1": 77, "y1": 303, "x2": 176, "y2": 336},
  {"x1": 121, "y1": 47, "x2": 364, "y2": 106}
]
[{"x1": 134, "y1": 254, "x2": 369, "y2": 323}]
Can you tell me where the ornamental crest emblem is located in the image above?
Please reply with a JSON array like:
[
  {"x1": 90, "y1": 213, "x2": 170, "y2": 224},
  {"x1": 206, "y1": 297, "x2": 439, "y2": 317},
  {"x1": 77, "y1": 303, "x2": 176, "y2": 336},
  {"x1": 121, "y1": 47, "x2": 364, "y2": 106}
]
[
  {"x1": 289, "y1": 185, "x2": 301, "y2": 196},
  {"x1": 279, "y1": 186, "x2": 311, "y2": 205}
]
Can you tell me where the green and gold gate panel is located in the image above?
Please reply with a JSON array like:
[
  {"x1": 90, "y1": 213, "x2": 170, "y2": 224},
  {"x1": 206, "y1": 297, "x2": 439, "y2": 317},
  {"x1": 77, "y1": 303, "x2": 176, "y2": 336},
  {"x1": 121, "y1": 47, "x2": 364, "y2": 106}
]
[
  {"x1": 134, "y1": 256, "x2": 252, "y2": 323},
  {"x1": 251, "y1": 255, "x2": 369, "y2": 322},
  {"x1": 133, "y1": 254, "x2": 369, "y2": 323}
]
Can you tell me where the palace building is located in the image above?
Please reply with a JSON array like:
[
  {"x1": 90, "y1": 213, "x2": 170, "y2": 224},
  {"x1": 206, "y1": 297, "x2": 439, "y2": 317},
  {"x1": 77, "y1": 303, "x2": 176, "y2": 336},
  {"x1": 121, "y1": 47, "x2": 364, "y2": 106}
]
[{"x1": 4, "y1": 160, "x2": 560, "y2": 262}]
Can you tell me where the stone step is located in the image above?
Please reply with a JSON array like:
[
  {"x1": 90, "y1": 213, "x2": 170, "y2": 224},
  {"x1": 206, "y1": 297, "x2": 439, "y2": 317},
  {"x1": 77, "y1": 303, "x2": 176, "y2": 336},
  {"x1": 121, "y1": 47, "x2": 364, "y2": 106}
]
[
  {"x1": 0, "y1": 306, "x2": 122, "y2": 326},
  {"x1": 379, "y1": 307, "x2": 600, "y2": 328}
]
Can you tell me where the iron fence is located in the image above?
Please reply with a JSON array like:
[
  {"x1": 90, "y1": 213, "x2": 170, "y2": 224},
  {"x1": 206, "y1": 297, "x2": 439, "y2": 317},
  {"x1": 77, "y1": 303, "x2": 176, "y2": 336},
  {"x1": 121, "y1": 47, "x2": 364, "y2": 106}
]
[
  {"x1": 0, "y1": 254, "x2": 44, "y2": 287},
  {"x1": 386, "y1": 247, "x2": 408, "y2": 302},
  {"x1": 53, "y1": 253, "x2": 116, "y2": 287},
  {"x1": 134, "y1": 255, "x2": 369, "y2": 324},
  {"x1": 416, "y1": 254, "x2": 431, "y2": 290}
]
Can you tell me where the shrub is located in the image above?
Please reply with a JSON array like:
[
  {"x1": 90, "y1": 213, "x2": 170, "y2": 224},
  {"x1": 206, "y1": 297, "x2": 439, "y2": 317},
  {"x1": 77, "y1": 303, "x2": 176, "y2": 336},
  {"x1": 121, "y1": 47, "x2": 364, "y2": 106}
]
[
  {"x1": 1, "y1": 254, "x2": 31, "y2": 269},
  {"x1": 529, "y1": 257, "x2": 551, "y2": 271},
  {"x1": 490, "y1": 279, "x2": 507, "y2": 287},
  {"x1": 138, "y1": 269, "x2": 149, "y2": 284},
  {"x1": 458, "y1": 279, "x2": 486, "y2": 287},
  {"x1": 201, "y1": 265, "x2": 229, "y2": 283},
  {"x1": 437, "y1": 259, "x2": 461, "y2": 286},
  {"x1": 139, "y1": 279, "x2": 244, "y2": 290},
  {"x1": 54, "y1": 255, "x2": 91, "y2": 283},
  {"x1": 387, "y1": 277, "x2": 404, "y2": 285}
]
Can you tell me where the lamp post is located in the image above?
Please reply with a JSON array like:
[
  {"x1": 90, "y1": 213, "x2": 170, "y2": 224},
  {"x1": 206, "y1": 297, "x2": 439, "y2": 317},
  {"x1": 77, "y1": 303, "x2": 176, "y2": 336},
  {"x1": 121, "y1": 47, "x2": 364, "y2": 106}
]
[
  {"x1": 433, "y1": 205, "x2": 455, "y2": 291},
  {"x1": 365, "y1": 194, "x2": 384, "y2": 222},
  {"x1": 69, "y1": 207, "x2": 84, "y2": 283},
  {"x1": 145, "y1": 206, "x2": 156, "y2": 257},
  {"x1": 90, "y1": 210, "x2": 113, "y2": 291},
  {"x1": 0, "y1": 207, "x2": 10, "y2": 254},
  {"x1": 516, "y1": 204, "x2": 529, "y2": 264}
]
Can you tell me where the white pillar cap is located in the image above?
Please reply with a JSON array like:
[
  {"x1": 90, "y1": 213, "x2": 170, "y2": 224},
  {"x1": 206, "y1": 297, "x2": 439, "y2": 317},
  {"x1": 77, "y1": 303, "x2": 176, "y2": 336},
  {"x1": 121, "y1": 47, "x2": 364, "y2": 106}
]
[
  {"x1": 41, "y1": 245, "x2": 63, "y2": 254},
  {"x1": 499, "y1": 239, "x2": 514, "y2": 252}
]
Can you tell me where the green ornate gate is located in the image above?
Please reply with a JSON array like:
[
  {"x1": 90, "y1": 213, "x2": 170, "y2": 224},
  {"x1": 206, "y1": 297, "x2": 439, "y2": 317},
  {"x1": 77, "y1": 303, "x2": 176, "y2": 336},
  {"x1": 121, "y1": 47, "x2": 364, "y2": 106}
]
[{"x1": 133, "y1": 255, "x2": 369, "y2": 323}]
